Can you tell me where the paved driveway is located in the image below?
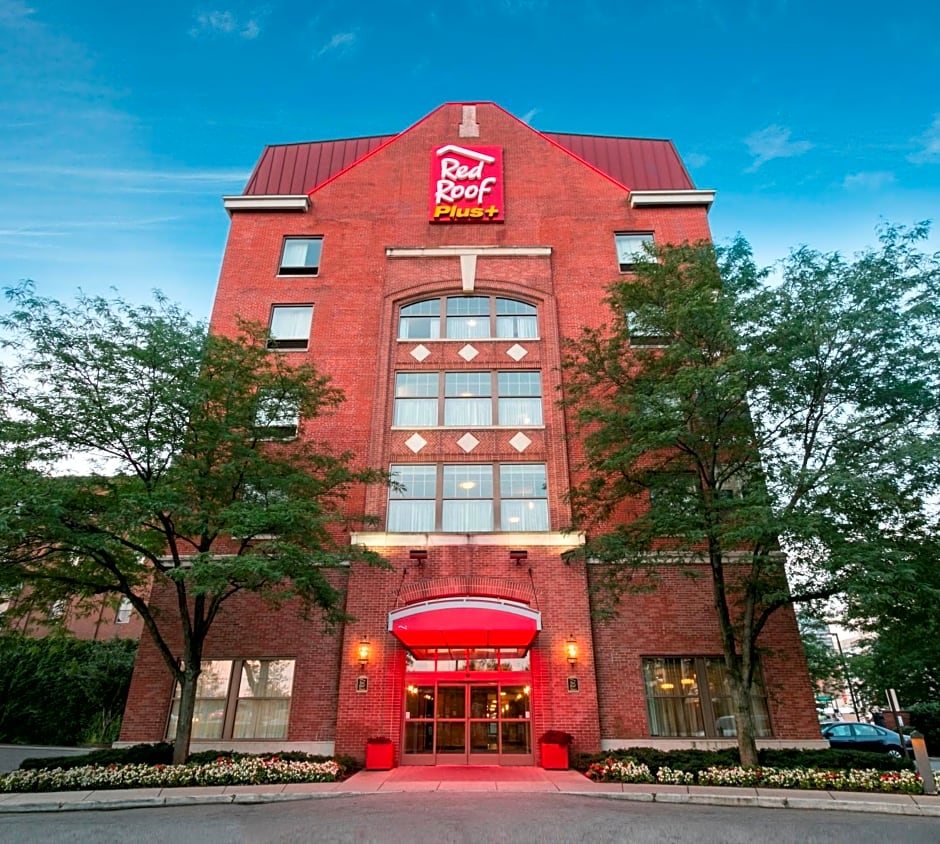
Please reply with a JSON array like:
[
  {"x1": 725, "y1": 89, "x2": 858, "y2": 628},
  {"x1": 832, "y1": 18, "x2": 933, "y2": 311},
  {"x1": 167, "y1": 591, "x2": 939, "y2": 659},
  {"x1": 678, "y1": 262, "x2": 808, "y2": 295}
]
[{"x1": 0, "y1": 745, "x2": 89, "y2": 774}]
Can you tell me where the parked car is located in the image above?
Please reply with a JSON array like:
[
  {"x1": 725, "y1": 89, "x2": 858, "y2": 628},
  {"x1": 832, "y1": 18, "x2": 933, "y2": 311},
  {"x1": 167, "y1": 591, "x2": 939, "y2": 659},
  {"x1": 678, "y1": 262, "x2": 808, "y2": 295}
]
[{"x1": 820, "y1": 720, "x2": 913, "y2": 758}]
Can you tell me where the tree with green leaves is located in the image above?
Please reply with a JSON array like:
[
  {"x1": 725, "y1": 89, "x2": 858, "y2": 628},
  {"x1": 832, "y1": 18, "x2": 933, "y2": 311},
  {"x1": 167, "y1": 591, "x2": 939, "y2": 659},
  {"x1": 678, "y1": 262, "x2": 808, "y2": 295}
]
[
  {"x1": 562, "y1": 225, "x2": 940, "y2": 765},
  {"x1": 0, "y1": 284, "x2": 387, "y2": 764}
]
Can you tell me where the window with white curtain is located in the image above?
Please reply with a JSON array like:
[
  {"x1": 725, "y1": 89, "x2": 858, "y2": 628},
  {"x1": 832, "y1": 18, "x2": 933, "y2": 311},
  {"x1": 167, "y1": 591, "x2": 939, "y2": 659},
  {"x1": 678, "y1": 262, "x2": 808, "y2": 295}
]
[
  {"x1": 278, "y1": 237, "x2": 322, "y2": 275},
  {"x1": 397, "y1": 296, "x2": 538, "y2": 340},
  {"x1": 254, "y1": 392, "x2": 300, "y2": 439},
  {"x1": 268, "y1": 305, "x2": 313, "y2": 350},
  {"x1": 615, "y1": 232, "x2": 655, "y2": 272},
  {"x1": 388, "y1": 464, "x2": 548, "y2": 533},
  {"x1": 167, "y1": 659, "x2": 295, "y2": 741},
  {"x1": 115, "y1": 597, "x2": 133, "y2": 624},
  {"x1": 393, "y1": 371, "x2": 542, "y2": 428}
]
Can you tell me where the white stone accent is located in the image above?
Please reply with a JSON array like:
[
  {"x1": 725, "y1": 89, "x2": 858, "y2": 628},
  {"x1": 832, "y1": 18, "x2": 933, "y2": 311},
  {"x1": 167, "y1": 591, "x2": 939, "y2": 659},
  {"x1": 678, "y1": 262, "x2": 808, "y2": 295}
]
[
  {"x1": 629, "y1": 190, "x2": 716, "y2": 209},
  {"x1": 509, "y1": 432, "x2": 532, "y2": 452},
  {"x1": 457, "y1": 433, "x2": 480, "y2": 453},
  {"x1": 458, "y1": 344, "x2": 479, "y2": 361},
  {"x1": 223, "y1": 195, "x2": 309, "y2": 212},
  {"x1": 459, "y1": 105, "x2": 480, "y2": 138},
  {"x1": 506, "y1": 344, "x2": 528, "y2": 361},
  {"x1": 460, "y1": 253, "x2": 477, "y2": 292},
  {"x1": 405, "y1": 433, "x2": 428, "y2": 453},
  {"x1": 410, "y1": 344, "x2": 431, "y2": 362}
]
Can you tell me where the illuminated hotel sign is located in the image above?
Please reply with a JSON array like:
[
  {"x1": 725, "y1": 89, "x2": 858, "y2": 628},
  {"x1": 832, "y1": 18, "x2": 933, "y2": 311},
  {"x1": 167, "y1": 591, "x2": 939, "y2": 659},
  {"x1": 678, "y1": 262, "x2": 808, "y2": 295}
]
[{"x1": 429, "y1": 145, "x2": 504, "y2": 223}]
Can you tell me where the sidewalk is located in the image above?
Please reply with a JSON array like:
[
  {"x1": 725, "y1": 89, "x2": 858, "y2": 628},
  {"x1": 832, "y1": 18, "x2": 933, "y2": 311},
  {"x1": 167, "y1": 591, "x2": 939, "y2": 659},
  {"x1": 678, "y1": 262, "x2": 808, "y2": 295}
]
[{"x1": 1, "y1": 766, "x2": 939, "y2": 816}]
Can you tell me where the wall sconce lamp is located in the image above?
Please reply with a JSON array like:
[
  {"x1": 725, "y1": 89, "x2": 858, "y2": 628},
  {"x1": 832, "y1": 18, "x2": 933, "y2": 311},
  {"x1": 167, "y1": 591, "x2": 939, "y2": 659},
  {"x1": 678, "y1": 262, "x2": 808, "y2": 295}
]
[
  {"x1": 357, "y1": 638, "x2": 371, "y2": 669},
  {"x1": 509, "y1": 549, "x2": 528, "y2": 565},
  {"x1": 409, "y1": 549, "x2": 428, "y2": 565},
  {"x1": 565, "y1": 635, "x2": 578, "y2": 666}
]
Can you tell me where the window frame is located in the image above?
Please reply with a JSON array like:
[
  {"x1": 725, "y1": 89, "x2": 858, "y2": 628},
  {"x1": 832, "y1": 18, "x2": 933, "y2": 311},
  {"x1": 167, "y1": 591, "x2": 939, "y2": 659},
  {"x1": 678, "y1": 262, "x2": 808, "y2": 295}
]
[
  {"x1": 393, "y1": 371, "x2": 543, "y2": 428},
  {"x1": 615, "y1": 232, "x2": 655, "y2": 273},
  {"x1": 387, "y1": 463, "x2": 549, "y2": 533},
  {"x1": 166, "y1": 658, "x2": 295, "y2": 742},
  {"x1": 398, "y1": 296, "x2": 538, "y2": 341},
  {"x1": 267, "y1": 305, "x2": 313, "y2": 351},
  {"x1": 278, "y1": 237, "x2": 323, "y2": 277}
]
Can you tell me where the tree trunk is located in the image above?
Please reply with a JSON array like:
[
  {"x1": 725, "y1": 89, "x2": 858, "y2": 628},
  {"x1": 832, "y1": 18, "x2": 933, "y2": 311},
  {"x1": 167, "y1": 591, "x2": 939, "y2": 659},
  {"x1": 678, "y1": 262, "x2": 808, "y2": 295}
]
[
  {"x1": 172, "y1": 662, "x2": 201, "y2": 765},
  {"x1": 730, "y1": 675, "x2": 760, "y2": 767}
]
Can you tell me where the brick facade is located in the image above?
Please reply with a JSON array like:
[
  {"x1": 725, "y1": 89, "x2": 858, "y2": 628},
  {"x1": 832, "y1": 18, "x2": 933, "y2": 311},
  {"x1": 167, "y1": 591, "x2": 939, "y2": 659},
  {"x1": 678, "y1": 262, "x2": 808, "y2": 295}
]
[{"x1": 120, "y1": 102, "x2": 822, "y2": 762}]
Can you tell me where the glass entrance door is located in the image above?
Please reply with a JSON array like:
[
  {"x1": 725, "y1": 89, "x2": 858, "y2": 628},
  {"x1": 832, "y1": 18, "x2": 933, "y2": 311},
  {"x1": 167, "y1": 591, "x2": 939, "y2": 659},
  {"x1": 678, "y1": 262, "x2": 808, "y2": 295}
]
[{"x1": 403, "y1": 681, "x2": 532, "y2": 765}]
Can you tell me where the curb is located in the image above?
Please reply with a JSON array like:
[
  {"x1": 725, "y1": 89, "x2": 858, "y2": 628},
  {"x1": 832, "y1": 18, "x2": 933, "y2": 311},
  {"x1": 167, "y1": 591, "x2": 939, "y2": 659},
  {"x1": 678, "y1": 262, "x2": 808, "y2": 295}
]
[
  {"x1": 566, "y1": 789, "x2": 940, "y2": 817},
  {"x1": 1, "y1": 788, "x2": 937, "y2": 816}
]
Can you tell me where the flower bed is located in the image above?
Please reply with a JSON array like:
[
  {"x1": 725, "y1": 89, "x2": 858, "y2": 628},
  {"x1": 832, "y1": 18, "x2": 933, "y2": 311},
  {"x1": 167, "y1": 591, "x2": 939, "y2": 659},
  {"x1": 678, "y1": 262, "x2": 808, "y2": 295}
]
[
  {"x1": 585, "y1": 757, "x2": 923, "y2": 794},
  {"x1": 0, "y1": 755, "x2": 342, "y2": 794}
]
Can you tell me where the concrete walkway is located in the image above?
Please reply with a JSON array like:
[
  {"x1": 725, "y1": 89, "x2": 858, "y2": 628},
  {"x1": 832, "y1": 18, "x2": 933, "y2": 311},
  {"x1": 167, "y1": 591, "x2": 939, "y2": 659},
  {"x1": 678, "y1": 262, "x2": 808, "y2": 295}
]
[{"x1": 1, "y1": 765, "x2": 938, "y2": 816}]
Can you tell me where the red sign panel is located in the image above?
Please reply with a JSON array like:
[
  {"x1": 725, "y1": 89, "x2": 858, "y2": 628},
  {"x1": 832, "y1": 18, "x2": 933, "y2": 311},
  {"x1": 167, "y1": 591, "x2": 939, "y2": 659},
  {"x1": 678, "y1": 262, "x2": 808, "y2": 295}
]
[{"x1": 429, "y1": 145, "x2": 504, "y2": 223}]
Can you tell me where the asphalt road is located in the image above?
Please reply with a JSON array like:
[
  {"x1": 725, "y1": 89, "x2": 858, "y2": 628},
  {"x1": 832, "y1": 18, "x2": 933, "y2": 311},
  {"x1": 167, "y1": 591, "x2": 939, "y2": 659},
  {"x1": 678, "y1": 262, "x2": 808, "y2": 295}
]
[
  {"x1": 0, "y1": 794, "x2": 938, "y2": 844},
  {"x1": 0, "y1": 746, "x2": 90, "y2": 774}
]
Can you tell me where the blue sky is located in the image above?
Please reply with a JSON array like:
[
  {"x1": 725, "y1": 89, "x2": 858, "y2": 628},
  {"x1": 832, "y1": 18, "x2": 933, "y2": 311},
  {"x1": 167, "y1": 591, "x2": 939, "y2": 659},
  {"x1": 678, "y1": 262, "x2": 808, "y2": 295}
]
[{"x1": 2, "y1": 0, "x2": 939, "y2": 319}]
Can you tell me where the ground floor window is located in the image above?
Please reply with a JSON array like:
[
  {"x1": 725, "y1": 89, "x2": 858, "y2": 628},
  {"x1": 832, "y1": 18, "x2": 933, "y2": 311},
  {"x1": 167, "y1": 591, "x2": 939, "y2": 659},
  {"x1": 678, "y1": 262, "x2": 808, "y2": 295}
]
[
  {"x1": 642, "y1": 656, "x2": 772, "y2": 738},
  {"x1": 166, "y1": 658, "x2": 295, "y2": 741}
]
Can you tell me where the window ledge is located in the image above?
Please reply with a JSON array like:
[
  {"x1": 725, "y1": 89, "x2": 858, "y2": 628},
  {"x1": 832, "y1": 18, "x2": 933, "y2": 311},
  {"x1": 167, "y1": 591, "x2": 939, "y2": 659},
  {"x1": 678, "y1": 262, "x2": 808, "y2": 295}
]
[{"x1": 350, "y1": 531, "x2": 585, "y2": 548}]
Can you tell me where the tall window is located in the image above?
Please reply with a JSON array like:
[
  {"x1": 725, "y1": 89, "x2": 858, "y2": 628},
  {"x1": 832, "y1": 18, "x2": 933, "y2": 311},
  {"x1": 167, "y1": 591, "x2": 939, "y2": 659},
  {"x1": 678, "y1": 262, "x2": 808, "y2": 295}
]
[
  {"x1": 398, "y1": 297, "x2": 537, "y2": 340},
  {"x1": 167, "y1": 659, "x2": 295, "y2": 741},
  {"x1": 115, "y1": 597, "x2": 133, "y2": 624},
  {"x1": 642, "y1": 657, "x2": 771, "y2": 738},
  {"x1": 388, "y1": 464, "x2": 548, "y2": 533},
  {"x1": 268, "y1": 305, "x2": 313, "y2": 350},
  {"x1": 279, "y1": 237, "x2": 322, "y2": 276},
  {"x1": 393, "y1": 372, "x2": 543, "y2": 427},
  {"x1": 615, "y1": 232, "x2": 655, "y2": 272}
]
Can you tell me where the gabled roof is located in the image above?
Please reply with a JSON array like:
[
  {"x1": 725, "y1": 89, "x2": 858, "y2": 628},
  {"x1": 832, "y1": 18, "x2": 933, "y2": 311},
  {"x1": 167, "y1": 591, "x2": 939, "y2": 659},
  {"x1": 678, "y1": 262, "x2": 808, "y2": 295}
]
[{"x1": 242, "y1": 112, "x2": 695, "y2": 196}]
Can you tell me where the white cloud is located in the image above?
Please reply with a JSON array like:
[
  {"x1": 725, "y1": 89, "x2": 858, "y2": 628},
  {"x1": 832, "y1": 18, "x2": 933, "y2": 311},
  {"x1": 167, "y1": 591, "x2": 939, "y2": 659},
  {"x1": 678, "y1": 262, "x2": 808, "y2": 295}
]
[
  {"x1": 190, "y1": 10, "x2": 262, "y2": 39},
  {"x1": 0, "y1": 0, "x2": 35, "y2": 25},
  {"x1": 317, "y1": 31, "x2": 356, "y2": 56},
  {"x1": 685, "y1": 152, "x2": 709, "y2": 169},
  {"x1": 521, "y1": 108, "x2": 539, "y2": 125},
  {"x1": 908, "y1": 114, "x2": 940, "y2": 164},
  {"x1": 842, "y1": 171, "x2": 895, "y2": 190},
  {"x1": 744, "y1": 125, "x2": 812, "y2": 172}
]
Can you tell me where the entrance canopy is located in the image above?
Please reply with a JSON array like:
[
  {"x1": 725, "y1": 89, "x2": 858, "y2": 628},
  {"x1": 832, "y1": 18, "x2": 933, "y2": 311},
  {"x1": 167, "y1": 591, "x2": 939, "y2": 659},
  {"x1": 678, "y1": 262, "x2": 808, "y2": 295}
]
[{"x1": 388, "y1": 597, "x2": 541, "y2": 653}]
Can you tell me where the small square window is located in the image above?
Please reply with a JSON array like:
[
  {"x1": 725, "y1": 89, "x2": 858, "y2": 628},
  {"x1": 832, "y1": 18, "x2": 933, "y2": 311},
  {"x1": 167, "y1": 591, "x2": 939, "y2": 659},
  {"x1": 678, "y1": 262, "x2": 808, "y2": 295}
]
[
  {"x1": 279, "y1": 237, "x2": 322, "y2": 276},
  {"x1": 255, "y1": 393, "x2": 300, "y2": 439},
  {"x1": 268, "y1": 305, "x2": 313, "y2": 350},
  {"x1": 615, "y1": 233, "x2": 655, "y2": 272}
]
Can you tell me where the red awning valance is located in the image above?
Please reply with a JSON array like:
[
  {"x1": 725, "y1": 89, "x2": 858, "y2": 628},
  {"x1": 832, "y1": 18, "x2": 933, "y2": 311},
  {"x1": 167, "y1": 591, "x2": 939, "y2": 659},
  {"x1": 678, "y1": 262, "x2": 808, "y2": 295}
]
[{"x1": 388, "y1": 597, "x2": 541, "y2": 650}]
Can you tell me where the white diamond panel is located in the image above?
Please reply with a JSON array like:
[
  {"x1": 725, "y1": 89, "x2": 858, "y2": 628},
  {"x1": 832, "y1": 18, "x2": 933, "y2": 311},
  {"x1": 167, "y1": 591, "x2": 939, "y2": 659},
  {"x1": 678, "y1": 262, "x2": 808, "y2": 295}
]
[{"x1": 457, "y1": 433, "x2": 480, "y2": 453}]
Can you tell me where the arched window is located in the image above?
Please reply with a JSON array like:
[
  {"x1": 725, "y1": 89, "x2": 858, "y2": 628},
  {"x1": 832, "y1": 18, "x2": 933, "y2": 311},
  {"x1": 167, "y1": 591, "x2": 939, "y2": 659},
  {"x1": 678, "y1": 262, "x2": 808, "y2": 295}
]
[{"x1": 398, "y1": 296, "x2": 537, "y2": 340}]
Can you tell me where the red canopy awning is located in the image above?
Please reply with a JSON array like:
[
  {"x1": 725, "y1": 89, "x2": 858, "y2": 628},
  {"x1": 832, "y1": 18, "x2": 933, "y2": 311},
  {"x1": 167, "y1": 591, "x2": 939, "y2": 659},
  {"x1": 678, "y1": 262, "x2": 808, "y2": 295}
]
[{"x1": 388, "y1": 598, "x2": 541, "y2": 651}]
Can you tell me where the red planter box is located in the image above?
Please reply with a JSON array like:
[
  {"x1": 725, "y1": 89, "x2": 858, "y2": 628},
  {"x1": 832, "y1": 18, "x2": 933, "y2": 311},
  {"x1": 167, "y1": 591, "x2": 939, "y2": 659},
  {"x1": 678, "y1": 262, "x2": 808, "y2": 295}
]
[
  {"x1": 540, "y1": 742, "x2": 569, "y2": 770},
  {"x1": 365, "y1": 742, "x2": 394, "y2": 770}
]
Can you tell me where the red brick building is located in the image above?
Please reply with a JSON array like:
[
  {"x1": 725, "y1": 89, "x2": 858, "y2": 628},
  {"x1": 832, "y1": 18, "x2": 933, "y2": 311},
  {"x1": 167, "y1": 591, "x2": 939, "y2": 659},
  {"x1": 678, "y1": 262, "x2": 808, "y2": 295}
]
[{"x1": 120, "y1": 102, "x2": 822, "y2": 763}]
